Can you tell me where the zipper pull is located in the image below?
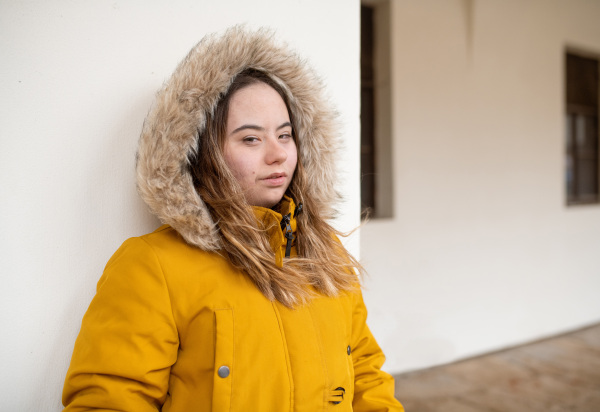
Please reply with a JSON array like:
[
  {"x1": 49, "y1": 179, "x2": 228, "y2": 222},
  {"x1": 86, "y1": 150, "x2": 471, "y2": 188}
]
[
  {"x1": 279, "y1": 213, "x2": 290, "y2": 230},
  {"x1": 280, "y1": 213, "x2": 293, "y2": 258},
  {"x1": 284, "y1": 229, "x2": 293, "y2": 258}
]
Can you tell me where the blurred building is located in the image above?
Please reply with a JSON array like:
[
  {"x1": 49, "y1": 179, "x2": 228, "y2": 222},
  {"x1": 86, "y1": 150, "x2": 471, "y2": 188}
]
[{"x1": 360, "y1": 0, "x2": 600, "y2": 374}]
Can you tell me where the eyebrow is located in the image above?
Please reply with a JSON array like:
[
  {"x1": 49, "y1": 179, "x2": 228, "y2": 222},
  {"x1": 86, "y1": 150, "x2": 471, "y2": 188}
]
[{"x1": 230, "y1": 121, "x2": 292, "y2": 135}]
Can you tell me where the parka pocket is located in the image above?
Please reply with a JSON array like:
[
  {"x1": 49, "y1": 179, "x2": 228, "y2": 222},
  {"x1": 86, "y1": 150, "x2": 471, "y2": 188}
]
[{"x1": 212, "y1": 308, "x2": 234, "y2": 412}]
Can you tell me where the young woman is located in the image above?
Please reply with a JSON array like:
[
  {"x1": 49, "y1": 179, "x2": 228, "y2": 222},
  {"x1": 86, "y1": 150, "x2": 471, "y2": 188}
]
[{"x1": 62, "y1": 27, "x2": 403, "y2": 411}]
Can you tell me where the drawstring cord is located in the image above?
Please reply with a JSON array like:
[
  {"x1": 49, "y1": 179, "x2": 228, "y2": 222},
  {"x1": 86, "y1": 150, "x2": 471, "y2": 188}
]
[
  {"x1": 279, "y1": 203, "x2": 302, "y2": 259},
  {"x1": 280, "y1": 213, "x2": 293, "y2": 258}
]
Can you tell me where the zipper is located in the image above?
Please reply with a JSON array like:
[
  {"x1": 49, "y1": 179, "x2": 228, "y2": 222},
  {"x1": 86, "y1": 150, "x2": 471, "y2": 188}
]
[
  {"x1": 279, "y1": 203, "x2": 302, "y2": 259},
  {"x1": 280, "y1": 213, "x2": 293, "y2": 258}
]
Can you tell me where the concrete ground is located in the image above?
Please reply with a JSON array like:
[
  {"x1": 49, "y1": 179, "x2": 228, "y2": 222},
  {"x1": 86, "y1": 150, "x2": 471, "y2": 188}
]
[{"x1": 393, "y1": 323, "x2": 600, "y2": 411}]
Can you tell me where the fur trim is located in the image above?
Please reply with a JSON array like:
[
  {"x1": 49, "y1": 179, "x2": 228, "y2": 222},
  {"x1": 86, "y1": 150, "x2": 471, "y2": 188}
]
[{"x1": 137, "y1": 26, "x2": 341, "y2": 250}]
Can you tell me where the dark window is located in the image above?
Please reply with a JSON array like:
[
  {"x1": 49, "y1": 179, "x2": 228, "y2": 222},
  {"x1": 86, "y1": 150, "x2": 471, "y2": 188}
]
[
  {"x1": 566, "y1": 52, "x2": 599, "y2": 205},
  {"x1": 361, "y1": 4, "x2": 376, "y2": 216},
  {"x1": 360, "y1": 0, "x2": 393, "y2": 219}
]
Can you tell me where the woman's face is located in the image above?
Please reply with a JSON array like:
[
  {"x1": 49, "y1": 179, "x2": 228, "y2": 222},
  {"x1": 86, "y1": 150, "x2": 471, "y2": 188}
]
[{"x1": 224, "y1": 82, "x2": 298, "y2": 208}]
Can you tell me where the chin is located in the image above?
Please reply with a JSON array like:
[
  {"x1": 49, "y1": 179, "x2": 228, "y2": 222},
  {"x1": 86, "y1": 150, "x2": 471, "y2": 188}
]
[
  {"x1": 251, "y1": 193, "x2": 286, "y2": 208},
  {"x1": 258, "y1": 199, "x2": 282, "y2": 208}
]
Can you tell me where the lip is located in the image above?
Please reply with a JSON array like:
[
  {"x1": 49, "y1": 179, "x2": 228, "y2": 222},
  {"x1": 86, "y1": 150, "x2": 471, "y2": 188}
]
[{"x1": 261, "y1": 172, "x2": 287, "y2": 186}]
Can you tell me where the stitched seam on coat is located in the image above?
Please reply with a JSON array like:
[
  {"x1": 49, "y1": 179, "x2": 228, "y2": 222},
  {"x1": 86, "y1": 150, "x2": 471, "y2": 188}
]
[
  {"x1": 214, "y1": 308, "x2": 234, "y2": 412},
  {"x1": 336, "y1": 295, "x2": 354, "y2": 399},
  {"x1": 137, "y1": 236, "x2": 179, "y2": 343},
  {"x1": 307, "y1": 304, "x2": 328, "y2": 411},
  {"x1": 271, "y1": 302, "x2": 294, "y2": 411}
]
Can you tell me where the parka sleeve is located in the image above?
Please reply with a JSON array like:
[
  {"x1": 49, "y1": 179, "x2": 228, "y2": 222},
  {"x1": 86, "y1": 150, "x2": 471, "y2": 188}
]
[
  {"x1": 351, "y1": 289, "x2": 404, "y2": 412},
  {"x1": 62, "y1": 237, "x2": 179, "y2": 411}
]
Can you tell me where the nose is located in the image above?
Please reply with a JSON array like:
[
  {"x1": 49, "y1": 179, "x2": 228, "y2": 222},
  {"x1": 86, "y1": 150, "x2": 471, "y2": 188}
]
[{"x1": 264, "y1": 136, "x2": 288, "y2": 164}]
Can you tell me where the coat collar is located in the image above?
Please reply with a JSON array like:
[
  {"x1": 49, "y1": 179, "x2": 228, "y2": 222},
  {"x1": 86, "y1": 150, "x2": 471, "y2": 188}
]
[{"x1": 253, "y1": 196, "x2": 299, "y2": 267}]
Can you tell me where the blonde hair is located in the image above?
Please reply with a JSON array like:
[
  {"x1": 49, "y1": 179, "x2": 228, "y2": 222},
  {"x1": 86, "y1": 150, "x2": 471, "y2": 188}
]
[{"x1": 189, "y1": 69, "x2": 361, "y2": 307}]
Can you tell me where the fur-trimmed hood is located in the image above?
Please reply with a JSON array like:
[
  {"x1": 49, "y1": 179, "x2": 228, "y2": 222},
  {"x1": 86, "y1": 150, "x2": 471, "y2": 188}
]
[{"x1": 136, "y1": 26, "x2": 340, "y2": 251}]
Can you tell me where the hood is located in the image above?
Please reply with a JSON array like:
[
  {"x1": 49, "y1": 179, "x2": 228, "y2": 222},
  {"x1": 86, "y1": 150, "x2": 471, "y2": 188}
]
[{"x1": 136, "y1": 26, "x2": 341, "y2": 251}]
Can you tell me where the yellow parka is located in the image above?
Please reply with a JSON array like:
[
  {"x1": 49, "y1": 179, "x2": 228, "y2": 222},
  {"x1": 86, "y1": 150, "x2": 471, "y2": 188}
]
[
  {"x1": 63, "y1": 27, "x2": 403, "y2": 411},
  {"x1": 63, "y1": 199, "x2": 402, "y2": 411}
]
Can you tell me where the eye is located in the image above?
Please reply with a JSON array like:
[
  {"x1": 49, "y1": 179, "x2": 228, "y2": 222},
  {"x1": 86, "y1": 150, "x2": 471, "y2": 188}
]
[
  {"x1": 243, "y1": 136, "x2": 259, "y2": 143},
  {"x1": 279, "y1": 132, "x2": 293, "y2": 140}
]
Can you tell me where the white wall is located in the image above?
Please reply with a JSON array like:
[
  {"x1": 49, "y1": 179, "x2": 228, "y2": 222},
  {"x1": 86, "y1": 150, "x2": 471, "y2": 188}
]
[
  {"x1": 362, "y1": 0, "x2": 600, "y2": 374},
  {"x1": 0, "y1": 1, "x2": 360, "y2": 410}
]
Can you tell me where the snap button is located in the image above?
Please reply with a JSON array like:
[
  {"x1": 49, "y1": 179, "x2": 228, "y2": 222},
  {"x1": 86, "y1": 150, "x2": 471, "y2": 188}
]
[
  {"x1": 217, "y1": 365, "x2": 230, "y2": 378},
  {"x1": 347, "y1": 345, "x2": 351, "y2": 355}
]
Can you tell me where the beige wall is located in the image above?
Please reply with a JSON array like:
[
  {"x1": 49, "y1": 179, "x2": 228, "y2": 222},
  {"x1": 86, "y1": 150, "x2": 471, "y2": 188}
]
[
  {"x1": 362, "y1": 0, "x2": 600, "y2": 374},
  {"x1": 0, "y1": 1, "x2": 360, "y2": 409}
]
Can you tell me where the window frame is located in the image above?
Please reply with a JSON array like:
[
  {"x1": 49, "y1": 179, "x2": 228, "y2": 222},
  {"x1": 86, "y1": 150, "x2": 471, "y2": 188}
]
[{"x1": 565, "y1": 49, "x2": 600, "y2": 206}]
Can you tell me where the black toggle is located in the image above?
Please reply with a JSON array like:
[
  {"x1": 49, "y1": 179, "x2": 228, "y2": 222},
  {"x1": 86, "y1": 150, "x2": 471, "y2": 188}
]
[
  {"x1": 280, "y1": 213, "x2": 293, "y2": 258},
  {"x1": 330, "y1": 387, "x2": 345, "y2": 405}
]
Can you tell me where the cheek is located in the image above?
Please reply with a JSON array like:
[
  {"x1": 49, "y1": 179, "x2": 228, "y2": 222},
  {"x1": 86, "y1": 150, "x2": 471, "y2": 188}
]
[
  {"x1": 224, "y1": 150, "x2": 256, "y2": 186},
  {"x1": 288, "y1": 144, "x2": 298, "y2": 173}
]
